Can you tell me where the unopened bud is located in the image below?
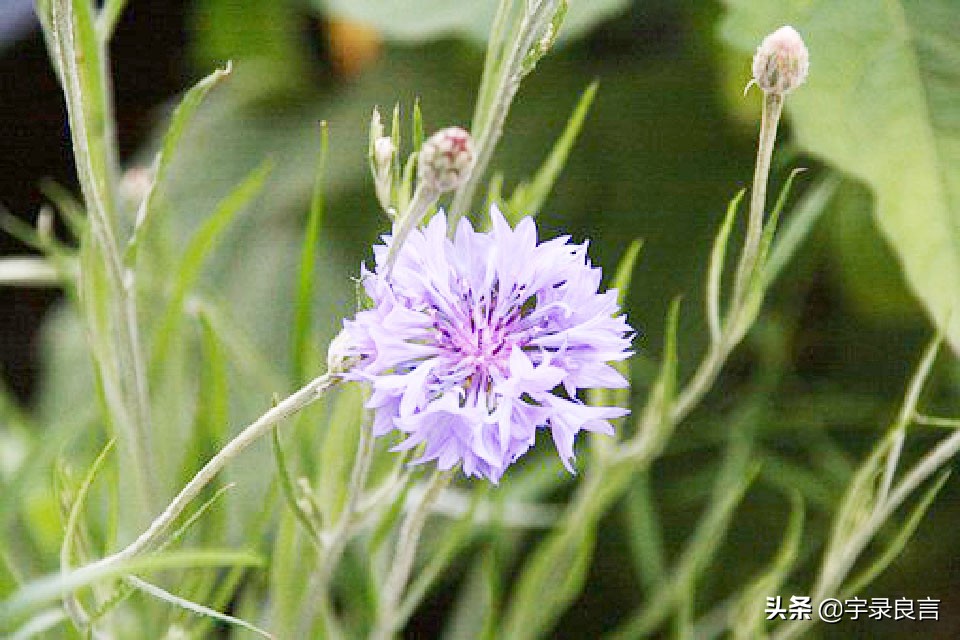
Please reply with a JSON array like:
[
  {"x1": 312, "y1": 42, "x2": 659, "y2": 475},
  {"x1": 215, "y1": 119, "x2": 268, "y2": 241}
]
[
  {"x1": 374, "y1": 136, "x2": 395, "y2": 169},
  {"x1": 751, "y1": 26, "x2": 809, "y2": 95},
  {"x1": 417, "y1": 127, "x2": 475, "y2": 193}
]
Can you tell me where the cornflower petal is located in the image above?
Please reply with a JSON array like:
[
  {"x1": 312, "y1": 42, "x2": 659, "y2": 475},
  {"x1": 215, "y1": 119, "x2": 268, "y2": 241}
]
[{"x1": 338, "y1": 206, "x2": 634, "y2": 481}]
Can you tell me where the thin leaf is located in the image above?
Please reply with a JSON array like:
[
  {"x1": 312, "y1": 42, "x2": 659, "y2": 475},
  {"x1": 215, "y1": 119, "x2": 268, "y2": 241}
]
[
  {"x1": 292, "y1": 122, "x2": 329, "y2": 386},
  {"x1": 7, "y1": 609, "x2": 68, "y2": 640},
  {"x1": 623, "y1": 472, "x2": 666, "y2": 594},
  {"x1": 150, "y1": 160, "x2": 272, "y2": 372},
  {"x1": 762, "y1": 174, "x2": 839, "y2": 287},
  {"x1": 506, "y1": 80, "x2": 597, "y2": 221},
  {"x1": 707, "y1": 189, "x2": 744, "y2": 344},
  {"x1": 127, "y1": 575, "x2": 273, "y2": 639},
  {"x1": 127, "y1": 61, "x2": 233, "y2": 264},
  {"x1": 730, "y1": 493, "x2": 804, "y2": 639},
  {"x1": 38, "y1": 178, "x2": 86, "y2": 238},
  {"x1": 612, "y1": 238, "x2": 642, "y2": 309},
  {"x1": 412, "y1": 97, "x2": 425, "y2": 151},
  {"x1": 182, "y1": 310, "x2": 230, "y2": 488},
  {"x1": 625, "y1": 297, "x2": 680, "y2": 459},
  {"x1": 844, "y1": 470, "x2": 950, "y2": 596},
  {"x1": 272, "y1": 426, "x2": 322, "y2": 545},
  {"x1": 60, "y1": 439, "x2": 116, "y2": 626},
  {"x1": 88, "y1": 484, "x2": 236, "y2": 622},
  {"x1": 1, "y1": 550, "x2": 264, "y2": 627}
]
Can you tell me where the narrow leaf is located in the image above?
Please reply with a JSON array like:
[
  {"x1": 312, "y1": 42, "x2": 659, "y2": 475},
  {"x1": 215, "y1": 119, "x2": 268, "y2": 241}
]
[
  {"x1": 127, "y1": 575, "x2": 273, "y2": 639},
  {"x1": 150, "y1": 160, "x2": 272, "y2": 371},
  {"x1": 507, "y1": 81, "x2": 598, "y2": 221},
  {"x1": 706, "y1": 189, "x2": 744, "y2": 343},
  {"x1": 127, "y1": 61, "x2": 233, "y2": 264},
  {"x1": 292, "y1": 122, "x2": 329, "y2": 386}
]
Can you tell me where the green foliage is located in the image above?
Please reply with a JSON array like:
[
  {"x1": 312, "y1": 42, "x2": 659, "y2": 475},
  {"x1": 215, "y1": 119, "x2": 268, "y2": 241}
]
[
  {"x1": 316, "y1": 0, "x2": 630, "y2": 44},
  {"x1": 721, "y1": 0, "x2": 960, "y2": 354},
  {"x1": 4, "y1": 2, "x2": 960, "y2": 639}
]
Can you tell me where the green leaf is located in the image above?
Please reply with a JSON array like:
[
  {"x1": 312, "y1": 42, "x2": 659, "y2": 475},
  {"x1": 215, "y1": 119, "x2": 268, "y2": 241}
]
[
  {"x1": 150, "y1": 160, "x2": 272, "y2": 372},
  {"x1": 292, "y1": 123, "x2": 329, "y2": 386},
  {"x1": 60, "y1": 439, "x2": 115, "y2": 609},
  {"x1": 721, "y1": 1, "x2": 960, "y2": 353},
  {"x1": 126, "y1": 62, "x2": 233, "y2": 265},
  {"x1": 184, "y1": 312, "x2": 229, "y2": 482},
  {"x1": 126, "y1": 575, "x2": 273, "y2": 639},
  {"x1": 844, "y1": 469, "x2": 949, "y2": 596},
  {"x1": 507, "y1": 81, "x2": 598, "y2": 221},
  {"x1": 272, "y1": 426, "x2": 322, "y2": 545},
  {"x1": 314, "y1": 0, "x2": 630, "y2": 45},
  {"x1": 706, "y1": 189, "x2": 744, "y2": 343},
  {"x1": 317, "y1": 385, "x2": 366, "y2": 525},
  {"x1": 730, "y1": 493, "x2": 804, "y2": 639},
  {"x1": 0, "y1": 550, "x2": 264, "y2": 628}
]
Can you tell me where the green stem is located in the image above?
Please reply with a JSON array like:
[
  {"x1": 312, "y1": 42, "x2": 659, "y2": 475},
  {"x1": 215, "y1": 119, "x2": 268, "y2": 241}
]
[
  {"x1": 85, "y1": 374, "x2": 339, "y2": 573},
  {"x1": 49, "y1": 0, "x2": 156, "y2": 513},
  {"x1": 448, "y1": 0, "x2": 559, "y2": 229},
  {"x1": 732, "y1": 92, "x2": 783, "y2": 310},
  {"x1": 371, "y1": 469, "x2": 453, "y2": 640}
]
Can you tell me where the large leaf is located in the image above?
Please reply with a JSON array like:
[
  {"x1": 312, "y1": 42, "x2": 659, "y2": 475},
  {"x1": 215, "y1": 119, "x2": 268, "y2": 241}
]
[
  {"x1": 720, "y1": 1, "x2": 960, "y2": 353},
  {"x1": 315, "y1": 0, "x2": 631, "y2": 43}
]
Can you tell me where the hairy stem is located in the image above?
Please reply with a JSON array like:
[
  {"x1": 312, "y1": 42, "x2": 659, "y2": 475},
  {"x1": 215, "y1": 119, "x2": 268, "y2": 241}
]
[
  {"x1": 49, "y1": 0, "x2": 156, "y2": 513},
  {"x1": 372, "y1": 469, "x2": 452, "y2": 640},
  {"x1": 448, "y1": 0, "x2": 559, "y2": 229},
  {"x1": 86, "y1": 374, "x2": 338, "y2": 573},
  {"x1": 732, "y1": 92, "x2": 783, "y2": 309}
]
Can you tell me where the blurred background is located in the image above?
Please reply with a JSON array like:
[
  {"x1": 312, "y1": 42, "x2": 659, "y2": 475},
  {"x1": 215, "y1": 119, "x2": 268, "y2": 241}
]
[{"x1": 1, "y1": 0, "x2": 957, "y2": 637}]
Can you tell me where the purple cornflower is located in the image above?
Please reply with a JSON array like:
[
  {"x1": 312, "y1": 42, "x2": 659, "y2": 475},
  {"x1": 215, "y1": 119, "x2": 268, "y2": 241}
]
[{"x1": 336, "y1": 206, "x2": 633, "y2": 482}]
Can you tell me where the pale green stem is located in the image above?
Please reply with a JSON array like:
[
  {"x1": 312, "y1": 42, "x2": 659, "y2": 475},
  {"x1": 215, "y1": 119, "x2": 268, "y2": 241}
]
[
  {"x1": 732, "y1": 92, "x2": 783, "y2": 310},
  {"x1": 50, "y1": 0, "x2": 156, "y2": 512},
  {"x1": 298, "y1": 421, "x2": 379, "y2": 637},
  {"x1": 656, "y1": 92, "x2": 786, "y2": 431},
  {"x1": 448, "y1": 0, "x2": 559, "y2": 229},
  {"x1": 371, "y1": 469, "x2": 453, "y2": 640},
  {"x1": 385, "y1": 183, "x2": 439, "y2": 276},
  {"x1": 84, "y1": 373, "x2": 338, "y2": 573}
]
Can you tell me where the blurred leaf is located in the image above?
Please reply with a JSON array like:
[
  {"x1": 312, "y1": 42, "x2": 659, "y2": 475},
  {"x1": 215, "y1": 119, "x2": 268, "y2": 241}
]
[
  {"x1": 844, "y1": 469, "x2": 949, "y2": 596},
  {"x1": 506, "y1": 81, "x2": 598, "y2": 222},
  {"x1": 317, "y1": 384, "x2": 365, "y2": 525},
  {"x1": 292, "y1": 123, "x2": 329, "y2": 386},
  {"x1": 127, "y1": 62, "x2": 233, "y2": 264},
  {"x1": 721, "y1": 1, "x2": 960, "y2": 353},
  {"x1": 730, "y1": 494, "x2": 804, "y2": 639},
  {"x1": 126, "y1": 575, "x2": 273, "y2": 639},
  {"x1": 315, "y1": 0, "x2": 630, "y2": 44},
  {"x1": 0, "y1": 550, "x2": 263, "y2": 629},
  {"x1": 150, "y1": 160, "x2": 271, "y2": 372},
  {"x1": 190, "y1": 0, "x2": 309, "y2": 82}
]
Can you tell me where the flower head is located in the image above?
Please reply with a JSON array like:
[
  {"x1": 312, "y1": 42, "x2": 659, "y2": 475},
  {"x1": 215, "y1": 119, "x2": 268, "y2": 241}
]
[
  {"x1": 338, "y1": 206, "x2": 633, "y2": 482},
  {"x1": 752, "y1": 25, "x2": 809, "y2": 95}
]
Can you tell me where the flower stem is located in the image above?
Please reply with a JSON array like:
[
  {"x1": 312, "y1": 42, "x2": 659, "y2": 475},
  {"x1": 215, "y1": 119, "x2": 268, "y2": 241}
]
[
  {"x1": 732, "y1": 92, "x2": 783, "y2": 311},
  {"x1": 372, "y1": 469, "x2": 453, "y2": 640},
  {"x1": 448, "y1": 0, "x2": 559, "y2": 229},
  {"x1": 49, "y1": 0, "x2": 156, "y2": 515},
  {"x1": 298, "y1": 419, "x2": 378, "y2": 636},
  {"x1": 85, "y1": 373, "x2": 338, "y2": 572}
]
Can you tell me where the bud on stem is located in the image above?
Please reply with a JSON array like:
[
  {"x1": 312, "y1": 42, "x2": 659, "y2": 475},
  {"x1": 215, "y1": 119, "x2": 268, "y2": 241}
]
[
  {"x1": 750, "y1": 25, "x2": 809, "y2": 96},
  {"x1": 383, "y1": 127, "x2": 475, "y2": 276},
  {"x1": 731, "y1": 26, "x2": 808, "y2": 325}
]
